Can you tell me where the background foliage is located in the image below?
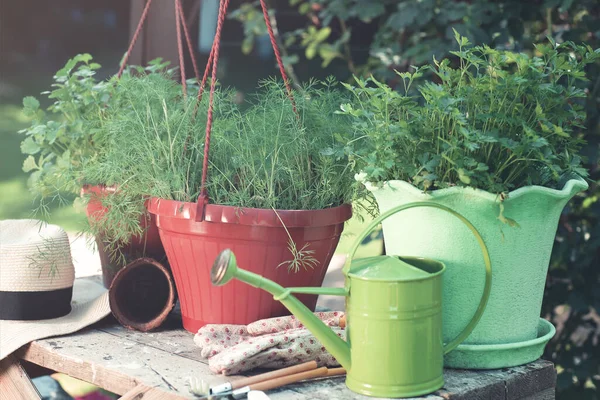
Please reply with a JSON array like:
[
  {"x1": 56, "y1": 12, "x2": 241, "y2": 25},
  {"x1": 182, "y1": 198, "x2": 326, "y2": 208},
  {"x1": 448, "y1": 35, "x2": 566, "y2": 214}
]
[{"x1": 231, "y1": 0, "x2": 600, "y2": 397}]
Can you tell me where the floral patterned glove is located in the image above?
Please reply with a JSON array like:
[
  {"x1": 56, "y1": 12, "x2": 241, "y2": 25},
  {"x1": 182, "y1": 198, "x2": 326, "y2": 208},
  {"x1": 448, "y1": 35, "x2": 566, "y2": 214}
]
[{"x1": 194, "y1": 312, "x2": 346, "y2": 375}]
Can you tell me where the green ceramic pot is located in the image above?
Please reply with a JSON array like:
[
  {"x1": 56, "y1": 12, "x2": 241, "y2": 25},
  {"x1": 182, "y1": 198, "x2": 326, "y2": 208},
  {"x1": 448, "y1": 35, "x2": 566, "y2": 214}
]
[{"x1": 361, "y1": 176, "x2": 587, "y2": 368}]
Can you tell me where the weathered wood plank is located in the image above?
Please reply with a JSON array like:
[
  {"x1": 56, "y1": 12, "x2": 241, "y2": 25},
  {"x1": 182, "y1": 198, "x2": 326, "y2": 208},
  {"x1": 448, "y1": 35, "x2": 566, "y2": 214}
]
[
  {"x1": 267, "y1": 360, "x2": 555, "y2": 400},
  {"x1": 520, "y1": 387, "x2": 555, "y2": 400},
  {"x1": 13, "y1": 306, "x2": 556, "y2": 400},
  {"x1": 0, "y1": 355, "x2": 42, "y2": 400},
  {"x1": 120, "y1": 383, "x2": 184, "y2": 400},
  {"x1": 120, "y1": 384, "x2": 151, "y2": 400},
  {"x1": 16, "y1": 328, "x2": 235, "y2": 399},
  {"x1": 505, "y1": 362, "x2": 556, "y2": 400},
  {"x1": 96, "y1": 315, "x2": 207, "y2": 365},
  {"x1": 269, "y1": 375, "x2": 445, "y2": 400},
  {"x1": 437, "y1": 361, "x2": 556, "y2": 400}
]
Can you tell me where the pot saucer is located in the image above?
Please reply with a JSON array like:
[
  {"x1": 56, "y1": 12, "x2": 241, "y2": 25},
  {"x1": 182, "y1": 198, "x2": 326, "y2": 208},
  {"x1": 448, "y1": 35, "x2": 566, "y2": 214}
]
[{"x1": 444, "y1": 318, "x2": 556, "y2": 369}]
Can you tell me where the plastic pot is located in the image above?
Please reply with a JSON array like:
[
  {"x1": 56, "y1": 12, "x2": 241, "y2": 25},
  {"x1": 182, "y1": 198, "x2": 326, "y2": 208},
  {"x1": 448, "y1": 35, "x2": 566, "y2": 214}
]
[
  {"x1": 82, "y1": 185, "x2": 168, "y2": 288},
  {"x1": 360, "y1": 176, "x2": 587, "y2": 368},
  {"x1": 109, "y1": 257, "x2": 177, "y2": 332},
  {"x1": 147, "y1": 197, "x2": 352, "y2": 333}
]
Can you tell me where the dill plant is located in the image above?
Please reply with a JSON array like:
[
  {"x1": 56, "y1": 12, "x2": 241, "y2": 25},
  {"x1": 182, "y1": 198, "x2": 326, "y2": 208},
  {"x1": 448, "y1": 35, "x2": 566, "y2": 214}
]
[
  {"x1": 341, "y1": 32, "x2": 599, "y2": 194},
  {"x1": 207, "y1": 78, "x2": 356, "y2": 210},
  {"x1": 82, "y1": 75, "x2": 358, "y2": 259}
]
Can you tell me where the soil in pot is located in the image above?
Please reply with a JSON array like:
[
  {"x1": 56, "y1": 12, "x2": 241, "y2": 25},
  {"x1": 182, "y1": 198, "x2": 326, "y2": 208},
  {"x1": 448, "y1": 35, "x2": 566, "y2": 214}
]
[{"x1": 147, "y1": 197, "x2": 352, "y2": 333}]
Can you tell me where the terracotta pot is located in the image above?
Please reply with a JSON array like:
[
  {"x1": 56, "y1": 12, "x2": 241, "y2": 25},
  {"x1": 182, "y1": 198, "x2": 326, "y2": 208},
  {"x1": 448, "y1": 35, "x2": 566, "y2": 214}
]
[
  {"x1": 147, "y1": 197, "x2": 352, "y2": 333},
  {"x1": 109, "y1": 257, "x2": 177, "y2": 332},
  {"x1": 82, "y1": 185, "x2": 168, "y2": 288}
]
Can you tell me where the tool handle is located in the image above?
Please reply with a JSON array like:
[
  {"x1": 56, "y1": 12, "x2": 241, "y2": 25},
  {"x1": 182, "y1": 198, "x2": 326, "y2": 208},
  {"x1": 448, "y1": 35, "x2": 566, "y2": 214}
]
[
  {"x1": 326, "y1": 367, "x2": 346, "y2": 376},
  {"x1": 249, "y1": 367, "x2": 328, "y2": 391},
  {"x1": 232, "y1": 361, "x2": 317, "y2": 389}
]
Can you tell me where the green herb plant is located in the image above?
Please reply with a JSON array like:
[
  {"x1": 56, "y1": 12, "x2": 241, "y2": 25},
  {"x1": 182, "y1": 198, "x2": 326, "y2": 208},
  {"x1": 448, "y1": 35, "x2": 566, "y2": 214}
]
[
  {"x1": 81, "y1": 70, "x2": 208, "y2": 263},
  {"x1": 82, "y1": 75, "x2": 359, "y2": 266},
  {"x1": 19, "y1": 55, "x2": 173, "y2": 218},
  {"x1": 207, "y1": 77, "x2": 357, "y2": 210},
  {"x1": 341, "y1": 31, "x2": 599, "y2": 195},
  {"x1": 20, "y1": 54, "x2": 112, "y2": 213}
]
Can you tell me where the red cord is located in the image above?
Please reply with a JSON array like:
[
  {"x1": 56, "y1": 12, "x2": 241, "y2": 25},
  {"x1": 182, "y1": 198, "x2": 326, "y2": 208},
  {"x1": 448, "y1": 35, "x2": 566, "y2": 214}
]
[
  {"x1": 196, "y1": 0, "x2": 297, "y2": 220},
  {"x1": 198, "y1": 0, "x2": 231, "y2": 206},
  {"x1": 259, "y1": 0, "x2": 297, "y2": 116},
  {"x1": 177, "y1": 0, "x2": 200, "y2": 83},
  {"x1": 175, "y1": 0, "x2": 188, "y2": 98},
  {"x1": 198, "y1": 44, "x2": 215, "y2": 103},
  {"x1": 117, "y1": 0, "x2": 153, "y2": 78}
]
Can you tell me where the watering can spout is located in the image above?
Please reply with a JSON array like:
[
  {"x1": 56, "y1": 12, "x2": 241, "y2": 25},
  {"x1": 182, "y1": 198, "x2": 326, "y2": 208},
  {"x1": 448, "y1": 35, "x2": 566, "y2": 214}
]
[{"x1": 211, "y1": 249, "x2": 352, "y2": 370}]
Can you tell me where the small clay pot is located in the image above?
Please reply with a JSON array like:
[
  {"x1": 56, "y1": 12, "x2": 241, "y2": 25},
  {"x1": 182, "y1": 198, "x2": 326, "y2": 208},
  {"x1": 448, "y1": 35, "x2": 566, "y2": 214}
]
[{"x1": 109, "y1": 257, "x2": 177, "y2": 332}]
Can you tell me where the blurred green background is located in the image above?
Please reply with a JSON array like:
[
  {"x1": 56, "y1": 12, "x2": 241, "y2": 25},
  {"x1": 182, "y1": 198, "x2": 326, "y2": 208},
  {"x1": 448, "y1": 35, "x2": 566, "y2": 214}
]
[{"x1": 1, "y1": 1, "x2": 599, "y2": 399}]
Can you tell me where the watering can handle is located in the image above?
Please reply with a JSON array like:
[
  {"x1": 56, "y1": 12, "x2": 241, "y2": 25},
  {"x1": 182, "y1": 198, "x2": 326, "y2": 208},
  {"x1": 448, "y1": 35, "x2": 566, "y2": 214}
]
[{"x1": 343, "y1": 201, "x2": 492, "y2": 355}]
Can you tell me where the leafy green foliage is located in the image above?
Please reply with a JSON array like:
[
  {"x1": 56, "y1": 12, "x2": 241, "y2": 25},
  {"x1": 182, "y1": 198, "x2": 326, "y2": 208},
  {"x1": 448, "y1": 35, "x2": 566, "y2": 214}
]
[
  {"x1": 231, "y1": 0, "x2": 599, "y2": 82},
  {"x1": 341, "y1": 34, "x2": 598, "y2": 194},
  {"x1": 19, "y1": 54, "x2": 112, "y2": 205}
]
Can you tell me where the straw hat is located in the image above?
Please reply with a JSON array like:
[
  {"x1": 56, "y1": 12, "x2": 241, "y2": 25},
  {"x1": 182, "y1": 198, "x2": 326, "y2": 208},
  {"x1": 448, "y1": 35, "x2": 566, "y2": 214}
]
[{"x1": 0, "y1": 219, "x2": 111, "y2": 360}]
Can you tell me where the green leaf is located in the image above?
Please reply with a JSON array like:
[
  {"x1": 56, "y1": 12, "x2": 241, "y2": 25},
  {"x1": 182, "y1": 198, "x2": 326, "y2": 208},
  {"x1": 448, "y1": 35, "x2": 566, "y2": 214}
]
[
  {"x1": 23, "y1": 96, "x2": 40, "y2": 110},
  {"x1": 388, "y1": 7, "x2": 419, "y2": 30},
  {"x1": 553, "y1": 125, "x2": 569, "y2": 138},
  {"x1": 22, "y1": 96, "x2": 40, "y2": 117},
  {"x1": 314, "y1": 27, "x2": 331, "y2": 43},
  {"x1": 74, "y1": 53, "x2": 93, "y2": 63},
  {"x1": 298, "y1": 3, "x2": 310, "y2": 14},
  {"x1": 22, "y1": 155, "x2": 38, "y2": 172},
  {"x1": 241, "y1": 37, "x2": 254, "y2": 55},
  {"x1": 319, "y1": 45, "x2": 341, "y2": 67},
  {"x1": 20, "y1": 137, "x2": 41, "y2": 155},
  {"x1": 306, "y1": 44, "x2": 317, "y2": 59},
  {"x1": 457, "y1": 168, "x2": 471, "y2": 184},
  {"x1": 57, "y1": 150, "x2": 71, "y2": 169}
]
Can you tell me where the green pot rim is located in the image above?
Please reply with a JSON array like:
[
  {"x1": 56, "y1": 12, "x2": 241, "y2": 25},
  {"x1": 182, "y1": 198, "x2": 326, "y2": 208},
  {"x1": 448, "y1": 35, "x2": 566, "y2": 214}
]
[
  {"x1": 452, "y1": 318, "x2": 556, "y2": 352},
  {"x1": 358, "y1": 174, "x2": 588, "y2": 202}
]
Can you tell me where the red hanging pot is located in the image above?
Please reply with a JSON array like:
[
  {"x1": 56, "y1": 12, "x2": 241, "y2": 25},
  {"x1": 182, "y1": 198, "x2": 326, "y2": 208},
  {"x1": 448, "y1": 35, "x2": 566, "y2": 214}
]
[
  {"x1": 83, "y1": 185, "x2": 168, "y2": 288},
  {"x1": 147, "y1": 197, "x2": 351, "y2": 332}
]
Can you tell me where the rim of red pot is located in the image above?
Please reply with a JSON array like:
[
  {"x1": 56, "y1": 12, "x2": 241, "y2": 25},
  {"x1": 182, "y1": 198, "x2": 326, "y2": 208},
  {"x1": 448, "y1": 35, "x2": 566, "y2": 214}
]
[{"x1": 146, "y1": 197, "x2": 352, "y2": 228}]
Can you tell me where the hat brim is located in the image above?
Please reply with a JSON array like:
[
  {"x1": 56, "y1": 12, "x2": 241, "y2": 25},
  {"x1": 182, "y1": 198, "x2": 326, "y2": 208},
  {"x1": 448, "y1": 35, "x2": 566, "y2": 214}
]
[{"x1": 0, "y1": 279, "x2": 111, "y2": 360}]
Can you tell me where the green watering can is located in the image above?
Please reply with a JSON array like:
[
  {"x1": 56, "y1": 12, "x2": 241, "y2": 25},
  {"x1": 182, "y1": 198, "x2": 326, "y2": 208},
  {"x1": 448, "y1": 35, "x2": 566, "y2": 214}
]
[{"x1": 211, "y1": 202, "x2": 492, "y2": 398}]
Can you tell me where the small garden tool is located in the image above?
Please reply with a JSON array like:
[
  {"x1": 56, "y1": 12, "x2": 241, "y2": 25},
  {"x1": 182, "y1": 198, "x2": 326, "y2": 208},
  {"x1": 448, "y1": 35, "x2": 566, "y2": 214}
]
[
  {"x1": 210, "y1": 202, "x2": 493, "y2": 398},
  {"x1": 208, "y1": 361, "x2": 318, "y2": 395},
  {"x1": 189, "y1": 365, "x2": 345, "y2": 399}
]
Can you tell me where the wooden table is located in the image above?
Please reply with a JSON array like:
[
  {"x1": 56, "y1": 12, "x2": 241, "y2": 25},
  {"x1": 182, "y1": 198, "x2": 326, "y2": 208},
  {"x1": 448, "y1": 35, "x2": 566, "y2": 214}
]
[{"x1": 0, "y1": 309, "x2": 557, "y2": 400}]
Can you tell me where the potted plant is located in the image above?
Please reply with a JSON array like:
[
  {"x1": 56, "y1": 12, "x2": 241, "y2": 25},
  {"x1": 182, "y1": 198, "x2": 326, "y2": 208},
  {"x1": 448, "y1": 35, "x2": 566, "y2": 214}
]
[
  {"x1": 88, "y1": 76, "x2": 357, "y2": 332},
  {"x1": 19, "y1": 55, "x2": 171, "y2": 287},
  {"x1": 341, "y1": 33, "x2": 599, "y2": 369}
]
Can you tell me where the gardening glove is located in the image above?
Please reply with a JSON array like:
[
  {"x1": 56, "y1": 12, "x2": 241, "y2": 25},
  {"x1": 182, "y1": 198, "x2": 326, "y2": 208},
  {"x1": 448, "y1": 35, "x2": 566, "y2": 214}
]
[{"x1": 194, "y1": 312, "x2": 346, "y2": 375}]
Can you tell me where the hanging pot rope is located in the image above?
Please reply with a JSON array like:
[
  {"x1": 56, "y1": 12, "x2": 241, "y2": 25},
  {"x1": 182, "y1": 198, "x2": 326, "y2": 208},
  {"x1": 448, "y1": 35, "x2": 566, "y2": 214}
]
[
  {"x1": 177, "y1": 0, "x2": 201, "y2": 85},
  {"x1": 258, "y1": 0, "x2": 297, "y2": 116},
  {"x1": 195, "y1": 0, "x2": 231, "y2": 221},
  {"x1": 117, "y1": 0, "x2": 154, "y2": 79},
  {"x1": 195, "y1": 0, "x2": 298, "y2": 222},
  {"x1": 116, "y1": 0, "x2": 200, "y2": 97},
  {"x1": 174, "y1": 0, "x2": 188, "y2": 98}
]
